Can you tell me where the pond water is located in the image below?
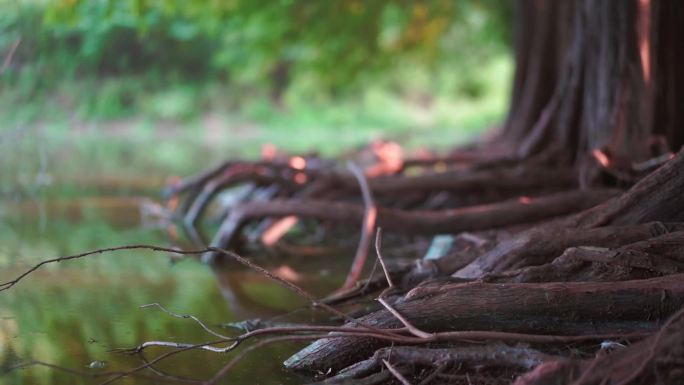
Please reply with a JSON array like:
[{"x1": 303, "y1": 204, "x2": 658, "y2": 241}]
[{"x1": 0, "y1": 184, "x2": 351, "y2": 384}]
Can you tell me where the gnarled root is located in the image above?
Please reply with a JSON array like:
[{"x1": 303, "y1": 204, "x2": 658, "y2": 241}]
[
  {"x1": 514, "y1": 308, "x2": 684, "y2": 385},
  {"x1": 284, "y1": 274, "x2": 684, "y2": 373}
]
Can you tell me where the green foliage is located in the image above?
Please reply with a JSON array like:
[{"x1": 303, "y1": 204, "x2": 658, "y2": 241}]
[{"x1": 0, "y1": 0, "x2": 511, "y2": 120}]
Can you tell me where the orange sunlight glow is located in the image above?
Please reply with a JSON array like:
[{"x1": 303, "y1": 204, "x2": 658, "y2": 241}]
[
  {"x1": 294, "y1": 173, "x2": 308, "y2": 184},
  {"x1": 261, "y1": 216, "x2": 299, "y2": 246},
  {"x1": 261, "y1": 143, "x2": 277, "y2": 161},
  {"x1": 166, "y1": 224, "x2": 178, "y2": 242},
  {"x1": 434, "y1": 161, "x2": 448, "y2": 173},
  {"x1": 592, "y1": 149, "x2": 611, "y2": 168},
  {"x1": 366, "y1": 140, "x2": 404, "y2": 177},
  {"x1": 271, "y1": 265, "x2": 302, "y2": 282},
  {"x1": 518, "y1": 196, "x2": 531, "y2": 204},
  {"x1": 638, "y1": 0, "x2": 651, "y2": 85},
  {"x1": 289, "y1": 156, "x2": 307, "y2": 170},
  {"x1": 165, "y1": 176, "x2": 182, "y2": 211},
  {"x1": 365, "y1": 207, "x2": 378, "y2": 234}
]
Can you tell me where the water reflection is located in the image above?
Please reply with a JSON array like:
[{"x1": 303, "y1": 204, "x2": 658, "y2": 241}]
[{"x1": 0, "y1": 194, "x2": 344, "y2": 384}]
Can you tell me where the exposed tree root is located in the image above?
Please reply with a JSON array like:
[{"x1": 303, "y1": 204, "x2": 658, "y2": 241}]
[
  {"x1": 319, "y1": 345, "x2": 558, "y2": 384},
  {"x1": 284, "y1": 274, "x2": 684, "y2": 373},
  {"x1": 202, "y1": 189, "x2": 618, "y2": 262},
  {"x1": 483, "y1": 230, "x2": 684, "y2": 284},
  {"x1": 133, "y1": 137, "x2": 684, "y2": 383},
  {"x1": 456, "y1": 150, "x2": 684, "y2": 278},
  {"x1": 514, "y1": 308, "x2": 684, "y2": 385},
  {"x1": 455, "y1": 222, "x2": 684, "y2": 278},
  {"x1": 141, "y1": 148, "x2": 684, "y2": 384}
]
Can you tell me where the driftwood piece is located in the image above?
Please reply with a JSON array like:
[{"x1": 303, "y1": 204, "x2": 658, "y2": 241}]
[{"x1": 284, "y1": 274, "x2": 684, "y2": 373}]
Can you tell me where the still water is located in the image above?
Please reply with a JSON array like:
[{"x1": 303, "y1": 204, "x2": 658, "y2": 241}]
[{"x1": 0, "y1": 186, "x2": 349, "y2": 384}]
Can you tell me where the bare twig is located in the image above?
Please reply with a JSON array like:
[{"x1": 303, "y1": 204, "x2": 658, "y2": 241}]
[
  {"x1": 205, "y1": 334, "x2": 335, "y2": 385},
  {"x1": 3, "y1": 359, "x2": 194, "y2": 383},
  {"x1": 378, "y1": 297, "x2": 433, "y2": 339},
  {"x1": 417, "y1": 364, "x2": 447, "y2": 385},
  {"x1": 118, "y1": 340, "x2": 237, "y2": 354},
  {"x1": 0, "y1": 245, "x2": 202, "y2": 292},
  {"x1": 341, "y1": 160, "x2": 378, "y2": 290},
  {"x1": 374, "y1": 228, "x2": 394, "y2": 289},
  {"x1": 374, "y1": 227, "x2": 432, "y2": 339},
  {"x1": 0, "y1": 244, "x2": 403, "y2": 340},
  {"x1": 140, "y1": 303, "x2": 231, "y2": 339},
  {"x1": 138, "y1": 353, "x2": 205, "y2": 383},
  {"x1": 100, "y1": 340, "x2": 227, "y2": 385},
  {"x1": 382, "y1": 359, "x2": 412, "y2": 385}
]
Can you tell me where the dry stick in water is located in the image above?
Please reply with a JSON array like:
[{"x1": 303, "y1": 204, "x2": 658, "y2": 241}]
[
  {"x1": 341, "y1": 160, "x2": 378, "y2": 290},
  {"x1": 0, "y1": 244, "x2": 398, "y2": 337},
  {"x1": 138, "y1": 354, "x2": 205, "y2": 384},
  {"x1": 3, "y1": 360, "x2": 197, "y2": 384},
  {"x1": 100, "y1": 340, "x2": 229, "y2": 385},
  {"x1": 0, "y1": 245, "x2": 201, "y2": 292},
  {"x1": 140, "y1": 303, "x2": 231, "y2": 340},
  {"x1": 205, "y1": 334, "x2": 338, "y2": 385}
]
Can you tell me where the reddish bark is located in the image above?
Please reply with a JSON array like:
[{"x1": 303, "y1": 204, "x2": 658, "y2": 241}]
[{"x1": 284, "y1": 274, "x2": 684, "y2": 373}]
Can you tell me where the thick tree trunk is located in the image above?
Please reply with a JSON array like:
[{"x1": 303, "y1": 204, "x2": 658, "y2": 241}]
[
  {"x1": 506, "y1": 0, "x2": 684, "y2": 168},
  {"x1": 503, "y1": 0, "x2": 575, "y2": 144}
]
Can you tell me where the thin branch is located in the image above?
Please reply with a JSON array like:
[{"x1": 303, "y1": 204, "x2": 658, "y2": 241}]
[
  {"x1": 417, "y1": 364, "x2": 447, "y2": 385},
  {"x1": 119, "y1": 340, "x2": 238, "y2": 354},
  {"x1": 374, "y1": 227, "x2": 431, "y2": 339},
  {"x1": 100, "y1": 341, "x2": 223, "y2": 385},
  {"x1": 120, "y1": 326, "x2": 412, "y2": 355},
  {"x1": 138, "y1": 353, "x2": 205, "y2": 383},
  {"x1": 375, "y1": 228, "x2": 394, "y2": 289},
  {"x1": 140, "y1": 303, "x2": 231, "y2": 340},
  {"x1": 378, "y1": 297, "x2": 433, "y2": 339},
  {"x1": 382, "y1": 359, "x2": 412, "y2": 385},
  {"x1": 206, "y1": 246, "x2": 400, "y2": 338},
  {"x1": 341, "y1": 160, "x2": 378, "y2": 290},
  {"x1": 0, "y1": 244, "x2": 399, "y2": 338},
  {"x1": 3, "y1": 359, "x2": 191, "y2": 383},
  {"x1": 0, "y1": 245, "x2": 204, "y2": 292},
  {"x1": 205, "y1": 335, "x2": 335, "y2": 385}
]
